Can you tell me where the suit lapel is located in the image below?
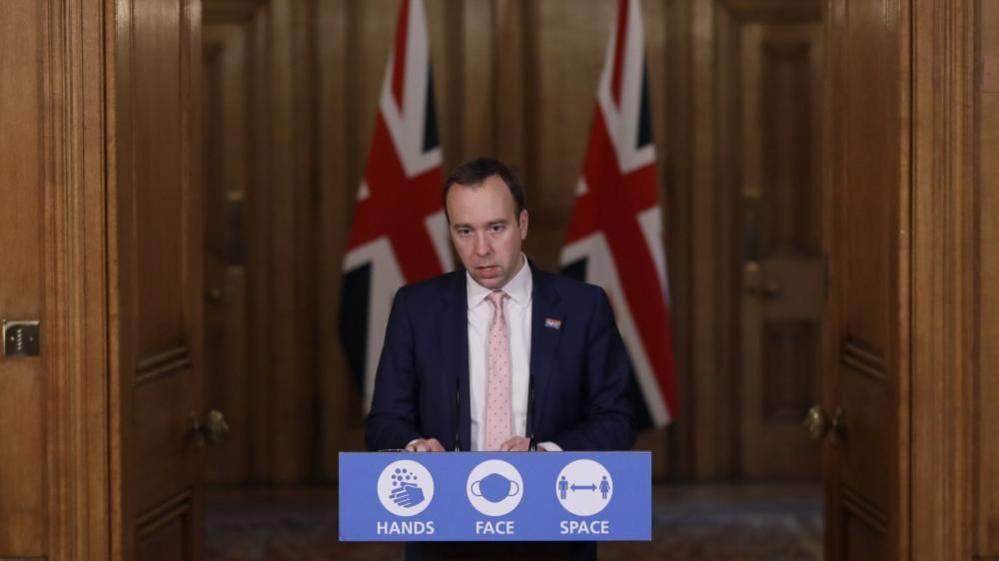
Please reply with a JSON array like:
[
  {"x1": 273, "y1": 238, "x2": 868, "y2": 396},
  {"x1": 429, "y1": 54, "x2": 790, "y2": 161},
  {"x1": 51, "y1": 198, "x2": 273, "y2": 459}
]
[
  {"x1": 529, "y1": 266, "x2": 563, "y2": 436},
  {"x1": 439, "y1": 270, "x2": 471, "y2": 451}
]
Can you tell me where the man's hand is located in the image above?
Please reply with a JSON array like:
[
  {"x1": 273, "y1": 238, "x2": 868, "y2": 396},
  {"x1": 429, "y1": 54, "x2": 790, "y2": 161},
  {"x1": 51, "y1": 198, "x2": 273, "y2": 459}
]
[
  {"x1": 405, "y1": 438, "x2": 445, "y2": 452},
  {"x1": 498, "y1": 436, "x2": 547, "y2": 452}
]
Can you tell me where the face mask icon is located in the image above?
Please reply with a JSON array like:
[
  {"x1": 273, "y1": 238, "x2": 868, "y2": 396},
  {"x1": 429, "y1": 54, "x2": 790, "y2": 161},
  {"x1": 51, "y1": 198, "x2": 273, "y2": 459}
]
[{"x1": 471, "y1": 473, "x2": 520, "y2": 503}]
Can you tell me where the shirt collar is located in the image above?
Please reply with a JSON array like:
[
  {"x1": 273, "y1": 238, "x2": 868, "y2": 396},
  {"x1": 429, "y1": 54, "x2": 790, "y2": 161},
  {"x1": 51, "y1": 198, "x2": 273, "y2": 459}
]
[{"x1": 466, "y1": 253, "x2": 532, "y2": 308}]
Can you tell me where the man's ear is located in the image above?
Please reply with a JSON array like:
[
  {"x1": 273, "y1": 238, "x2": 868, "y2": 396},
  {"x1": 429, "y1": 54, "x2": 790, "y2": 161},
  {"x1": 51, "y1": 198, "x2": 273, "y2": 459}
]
[{"x1": 519, "y1": 209, "x2": 529, "y2": 239}]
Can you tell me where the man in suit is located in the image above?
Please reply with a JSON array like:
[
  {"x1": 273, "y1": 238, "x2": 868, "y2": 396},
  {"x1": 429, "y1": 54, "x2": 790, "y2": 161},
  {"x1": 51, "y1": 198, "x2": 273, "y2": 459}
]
[
  {"x1": 365, "y1": 157, "x2": 635, "y2": 560},
  {"x1": 366, "y1": 157, "x2": 635, "y2": 454}
]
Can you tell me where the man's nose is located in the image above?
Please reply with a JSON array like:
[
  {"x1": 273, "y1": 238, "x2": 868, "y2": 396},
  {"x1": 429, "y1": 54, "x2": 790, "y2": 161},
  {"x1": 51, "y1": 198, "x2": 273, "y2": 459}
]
[{"x1": 474, "y1": 233, "x2": 492, "y2": 256}]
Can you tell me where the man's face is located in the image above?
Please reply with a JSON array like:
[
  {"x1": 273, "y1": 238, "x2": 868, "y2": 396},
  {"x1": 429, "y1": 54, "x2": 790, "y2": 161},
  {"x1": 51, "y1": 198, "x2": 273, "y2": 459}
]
[{"x1": 446, "y1": 175, "x2": 529, "y2": 290}]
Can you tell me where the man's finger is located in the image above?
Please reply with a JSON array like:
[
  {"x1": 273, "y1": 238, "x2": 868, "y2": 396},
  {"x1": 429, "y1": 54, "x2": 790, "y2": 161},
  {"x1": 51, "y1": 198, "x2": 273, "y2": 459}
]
[
  {"x1": 499, "y1": 436, "x2": 526, "y2": 451},
  {"x1": 405, "y1": 438, "x2": 444, "y2": 452}
]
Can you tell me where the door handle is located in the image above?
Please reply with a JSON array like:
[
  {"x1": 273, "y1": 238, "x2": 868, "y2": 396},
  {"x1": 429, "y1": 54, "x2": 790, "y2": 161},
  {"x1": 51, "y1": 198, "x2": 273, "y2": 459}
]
[
  {"x1": 744, "y1": 261, "x2": 782, "y2": 300},
  {"x1": 188, "y1": 409, "x2": 230, "y2": 448},
  {"x1": 804, "y1": 405, "x2": 845, "y2": 440}
]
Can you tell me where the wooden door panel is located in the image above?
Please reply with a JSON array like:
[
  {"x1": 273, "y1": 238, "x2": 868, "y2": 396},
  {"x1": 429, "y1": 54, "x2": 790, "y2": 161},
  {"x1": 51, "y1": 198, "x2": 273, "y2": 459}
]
[
  {"x1": 761, "y1": 321, "x2": 818, "y2": 414},
  {"x1": 844, "y1": 508, "x2": 888, "y2": 561},
  {"x1": 134, "y1": 0, "x2": 186, "y2": 354},
  {"x1": 116, "y1": 0, "x2": 203, "y2": 559},
  {"x1": 738, "y1": 18, "x2": 824, "y2": 480},
  {"x1": 136, "y1": 491, "x2": 194, "y2": 561},
  {"x1": 134, "y1": 353, "x2": 195, "y2": 513},
  {"x1": 130, "y1": 0, "x2": 196, "y2": 511},
  {"x1": 838, "y1": 344, "x2": 891, "y2": 512},
  {"x1": 202, "y1": 25, "x2": 250, "y2": 485},
  {"x1": 825, "y1": 0, "x2": 905, "y2": 558},
  {"x1": 838, "y1": 0, "x2": 897, "y2": 351}
]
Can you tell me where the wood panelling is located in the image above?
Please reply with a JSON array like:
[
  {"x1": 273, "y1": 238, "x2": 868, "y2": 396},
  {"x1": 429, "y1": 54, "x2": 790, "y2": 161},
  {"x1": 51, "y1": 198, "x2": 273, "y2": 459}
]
[
  {"x1": 0, "y1": 1, "x2": 44, "y2": 555},
  {"x1": 761, "y1": 322, "x2": 817, "y2": 421},
  {"x1": 113, "y1": 0, "x2": 205, "y2": 558},
  {"x1": 662, "y1": 0, "x2": 697, "y2": 480},
  {"x1": 268, "y1": 0, "x2": 318, "y2": 483},
  {"x1": 133, "y1": 371, "x2": 195, "y2": 513},
  {"x1": 135, "y1": 491, "x2": 193, "y2": 561},
  {"x1": 909, "y1": 0, "x2": 975, "y2": 558},
  {"x1": 841, "y1": 338, "x2": 887, "y2": 383},
  {"x1": 202, "y1": 24, "x2": 251, "y2": 485},
  {"x1": 202, "y1": 0, "x2": 320, "y2": 483},
  {"x1": 245, "y1": 12, "x2": 276, "y2": 483},
  {"x1": 204, "y1": 0, "x2": 265, "y2": 25},
  {"x1": 735, "y1": 14, "x2": 823, "y2": 480},
  {"x1": 0, "y1": 359, "x2": 44, "y2": 555},
  {"x1": 41, "y1": 0, "x2": 114, "y2": 558},
  {"x1": 832, "y1": 0, "x2": 904, "y2": 525},
  {"x1": 843, "y1": 506, "x2": 887, "y2": 560},
  {"x1": 978, "y1": 1, "x2": 999, "y2": 556},
  {"x1": 136, "y1": 346, "x2": 192, "y2": 387},
  {"x1": 722, "y1": 0, "x2": 821, "y2": 22},
  {"x1": 756, "y1": 37, "x2": 821, "y2": 255},
  {"x1": 317, "y1": 0, "x2": 363, "y2": 477},
  {"x1": 134, "y1": 0, "x2": 186, "y2": 356},
  {"x1": 823, "y1": 0, "x2": 910, "y2": 556},
  {"x1": 671, "y1": 0, "x2": 824, "y2": 482},
  {"x1": 529, "y1": 0, "x2": 614, "y2": 258}
]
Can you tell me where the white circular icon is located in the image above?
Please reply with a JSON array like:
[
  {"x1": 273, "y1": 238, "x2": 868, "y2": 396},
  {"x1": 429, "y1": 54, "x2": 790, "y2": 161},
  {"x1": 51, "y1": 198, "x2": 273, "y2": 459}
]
[
  {"x1": 377, "y1": 460, "x2": 435, "y2": 517},
  {"x1": 465, "y1": 459, "x2": 524, "y2": 517},
  {"x1": 555, "y1": 459, "x2": 613, "y2": 516}
]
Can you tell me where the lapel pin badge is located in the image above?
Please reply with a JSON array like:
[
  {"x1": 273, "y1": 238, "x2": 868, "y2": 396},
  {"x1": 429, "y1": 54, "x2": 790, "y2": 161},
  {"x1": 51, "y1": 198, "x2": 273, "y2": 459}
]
[{"x1": 545, "y1": 318, "x2": 562, "y2": 330}]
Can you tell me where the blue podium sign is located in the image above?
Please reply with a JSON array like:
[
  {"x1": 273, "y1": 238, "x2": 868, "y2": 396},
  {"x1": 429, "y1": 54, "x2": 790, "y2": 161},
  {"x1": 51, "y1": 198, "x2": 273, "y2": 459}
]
[{"x1": 339, "y1": 452, "x2": 651, "y2": 541}]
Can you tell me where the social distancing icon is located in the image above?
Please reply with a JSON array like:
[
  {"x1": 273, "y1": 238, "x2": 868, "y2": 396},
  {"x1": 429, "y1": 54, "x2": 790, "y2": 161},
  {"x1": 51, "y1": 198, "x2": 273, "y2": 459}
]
[{"x1": 555, "y1": 459, "x2": 613, "y2": 516}]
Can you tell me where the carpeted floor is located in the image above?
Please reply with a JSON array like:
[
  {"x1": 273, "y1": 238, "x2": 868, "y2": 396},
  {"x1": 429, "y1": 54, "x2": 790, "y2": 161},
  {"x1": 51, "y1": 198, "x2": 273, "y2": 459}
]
[{"x1": 205, "y1": 484, "x2": 822, "y2": 561}]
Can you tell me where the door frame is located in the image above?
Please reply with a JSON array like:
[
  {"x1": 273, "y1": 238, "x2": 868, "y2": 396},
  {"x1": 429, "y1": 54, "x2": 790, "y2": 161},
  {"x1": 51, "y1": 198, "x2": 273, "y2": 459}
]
[
  {"x1": 41, "y1": 0, "x2": 114, "y2": 560},
  {"x1": 907, "y1": 0, "x2": 975, "y2": 559}
]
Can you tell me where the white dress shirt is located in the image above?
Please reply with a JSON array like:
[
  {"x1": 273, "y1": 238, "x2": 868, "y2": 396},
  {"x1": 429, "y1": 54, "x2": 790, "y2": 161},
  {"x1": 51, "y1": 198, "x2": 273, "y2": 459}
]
[{"x1": 466, "y1": 255, "x2": 560, "y2": 451}]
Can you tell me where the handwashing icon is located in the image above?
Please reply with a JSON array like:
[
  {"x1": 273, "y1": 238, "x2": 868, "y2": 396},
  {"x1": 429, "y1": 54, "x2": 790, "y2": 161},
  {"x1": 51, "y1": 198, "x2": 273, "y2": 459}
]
[{"x1": 470, "y1": 473, "x2": 520, "y2": 503}]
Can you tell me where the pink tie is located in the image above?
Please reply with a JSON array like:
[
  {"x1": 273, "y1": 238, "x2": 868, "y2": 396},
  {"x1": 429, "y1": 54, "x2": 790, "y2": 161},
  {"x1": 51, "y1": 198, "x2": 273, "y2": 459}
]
[{"x1": 485, "y1": 290, "x2": 512, "y2": 451}]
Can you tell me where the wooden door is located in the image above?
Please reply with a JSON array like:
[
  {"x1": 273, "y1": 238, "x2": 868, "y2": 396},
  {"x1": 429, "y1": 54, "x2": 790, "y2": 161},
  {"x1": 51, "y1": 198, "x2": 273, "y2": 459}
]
[
  {"x1": 736, "y1": 19, "x2": 825, "y2": 480},
  {"x1": 202, "y1": 24, "x2": 250, "y2": 485},
  {"x1": 822, "y1": 0, "x2": 908, "y2": 558},
  {"x1": 111, "y1": 1, "x2": 209, "y2": 560}
]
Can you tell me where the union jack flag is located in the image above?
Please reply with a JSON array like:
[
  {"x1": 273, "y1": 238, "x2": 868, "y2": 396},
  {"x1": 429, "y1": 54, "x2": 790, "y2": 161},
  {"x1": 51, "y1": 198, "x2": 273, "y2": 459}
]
[
  {"x1": 560, "y1": 0, "x2": 678, "y2": 427},
  {"x1": 340, "y1": 0, "x2": 452, "y2": 412}
]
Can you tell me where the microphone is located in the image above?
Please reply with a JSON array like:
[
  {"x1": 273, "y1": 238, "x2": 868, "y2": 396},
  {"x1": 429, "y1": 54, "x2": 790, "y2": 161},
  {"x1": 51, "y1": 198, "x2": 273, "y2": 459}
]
[
  {"x1": 527, "y1": 371, "x2": 537, "y2": 451},
  {"x1": 453, "y1": 383, "x2": 461, "y2": 452}
]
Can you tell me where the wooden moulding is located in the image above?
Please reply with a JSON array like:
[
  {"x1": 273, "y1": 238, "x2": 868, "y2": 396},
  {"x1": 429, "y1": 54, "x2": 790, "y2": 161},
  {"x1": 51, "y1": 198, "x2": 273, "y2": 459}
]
[
  {"x1": 42, "y1": 0, "x2": 112, "y2": 560},
  {"x1": 909, "y1": 0, "x2": 975, "y2": 560}
]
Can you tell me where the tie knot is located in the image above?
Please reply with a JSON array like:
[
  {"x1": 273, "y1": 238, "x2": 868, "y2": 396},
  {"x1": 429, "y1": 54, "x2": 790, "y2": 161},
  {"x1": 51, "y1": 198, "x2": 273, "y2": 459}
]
[{"x1": 487, "y1": 290, "x2": 507, "y2": 308}]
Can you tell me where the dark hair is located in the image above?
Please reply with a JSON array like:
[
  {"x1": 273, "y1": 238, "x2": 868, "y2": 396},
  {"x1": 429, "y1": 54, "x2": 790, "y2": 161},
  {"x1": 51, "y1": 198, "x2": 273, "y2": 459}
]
[{"x1": 442, "y1": 157, "x2": 526, "y2": 220}]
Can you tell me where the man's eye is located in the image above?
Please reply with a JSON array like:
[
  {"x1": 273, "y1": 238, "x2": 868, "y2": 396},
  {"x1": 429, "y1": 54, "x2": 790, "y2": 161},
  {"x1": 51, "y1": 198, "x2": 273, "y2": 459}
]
[
  {"x1": 490, "y1": 224, "x2": 505, "y2": 233},
  {"x1": 456, "y1": 228, "x2": 471, "y2": 236}
]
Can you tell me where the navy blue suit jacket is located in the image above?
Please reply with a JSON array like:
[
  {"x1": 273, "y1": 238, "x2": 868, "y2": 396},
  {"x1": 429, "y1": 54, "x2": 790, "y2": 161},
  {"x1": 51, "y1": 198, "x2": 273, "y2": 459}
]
[{"x1": 365, "y1": 264, "x2": 636, "y2": 452}]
